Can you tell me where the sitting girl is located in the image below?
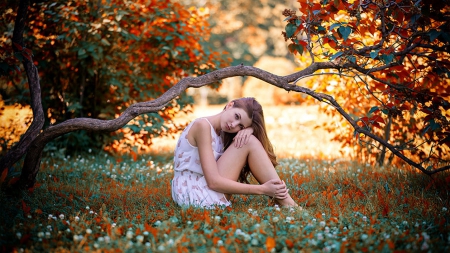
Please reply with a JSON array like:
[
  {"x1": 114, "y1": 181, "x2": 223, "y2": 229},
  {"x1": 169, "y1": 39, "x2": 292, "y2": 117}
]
[{"x1": 171, "y1": 97, "x2": 297, "y2": 208}]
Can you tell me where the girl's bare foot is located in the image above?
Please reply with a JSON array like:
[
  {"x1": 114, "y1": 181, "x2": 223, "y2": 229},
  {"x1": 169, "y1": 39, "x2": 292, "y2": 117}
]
[{"x1": 275, "y1": 194, "x2": 298, "y2": 207}]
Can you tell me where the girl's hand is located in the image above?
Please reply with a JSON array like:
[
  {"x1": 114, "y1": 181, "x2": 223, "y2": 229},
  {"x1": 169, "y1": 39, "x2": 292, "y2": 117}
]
[
  {"x1": 261, "y1": 179, "x2": 289, "y2": 199},
  {"x1": 233, "y1": 127, "x2": 254, "y2": 148}
]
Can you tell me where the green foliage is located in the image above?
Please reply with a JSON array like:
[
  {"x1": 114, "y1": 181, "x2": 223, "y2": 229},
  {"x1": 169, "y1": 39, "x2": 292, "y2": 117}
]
[{"x1": 0, "y1": 153, "x2": 449, "y2": 251}]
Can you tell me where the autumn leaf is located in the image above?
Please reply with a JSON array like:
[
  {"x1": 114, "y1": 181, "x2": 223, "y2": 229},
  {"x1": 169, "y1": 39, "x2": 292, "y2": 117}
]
[
  {"x1": 0, "y1": 169, "x2": 7, "y2": 185},
  {"x1": 266, "y1": 237, "x2": 275, "y2": 251}
]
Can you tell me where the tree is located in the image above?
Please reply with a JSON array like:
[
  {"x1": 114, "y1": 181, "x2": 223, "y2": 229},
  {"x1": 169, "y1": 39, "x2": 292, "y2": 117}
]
[
  {"x1": 0, "y1": 0, "x2": 228, "y2": 188},
  {"x1": 282, "y1": 0, "x2": 449, "y2": 172},
  {"x1": 1, "y1": 0, "x2": 449, "y2": 190},
  {"x1": 0, "y1": 0, "x2": 227, "y2": 154}
]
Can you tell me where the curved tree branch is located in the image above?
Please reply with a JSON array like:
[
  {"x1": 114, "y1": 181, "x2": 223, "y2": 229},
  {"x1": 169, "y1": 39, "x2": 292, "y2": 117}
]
[{"x1": 17, "y1": 61, "x2": 448, "y2": 187}]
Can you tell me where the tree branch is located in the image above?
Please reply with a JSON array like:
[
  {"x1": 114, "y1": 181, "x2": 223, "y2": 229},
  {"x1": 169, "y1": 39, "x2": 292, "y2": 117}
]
[{"x1": 17, "y1": 61, "x2": 448, "y2": 187}]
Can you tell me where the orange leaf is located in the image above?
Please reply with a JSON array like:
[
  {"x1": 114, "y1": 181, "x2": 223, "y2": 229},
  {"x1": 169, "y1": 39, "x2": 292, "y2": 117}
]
[
  {"x1": 370, "y1": 115, "x2": 385, "y2": 124},
  {"x1": 22, "y1": 200, "x2": 31, "y2": 215},
  {"x1": 13, "y1": 42, "x2": 23, "y2": 51},
  {"x1": 285, "y1": 239, "x2": 294, "y2": 249},
  {"x1": 266, "y1": 237, "x2": 276, "y2": 251},
  {"x1": 0, "y1": 169, "x2": 7, "y2": 185},
  {"x1": 130, "y1": 150, "x2": 137, "y2": 162}
]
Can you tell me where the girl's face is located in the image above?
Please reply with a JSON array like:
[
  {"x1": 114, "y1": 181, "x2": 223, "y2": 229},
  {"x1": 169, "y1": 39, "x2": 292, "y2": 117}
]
[{"x1": 220, "y1": 103, "x2": 252, "y2": 133}]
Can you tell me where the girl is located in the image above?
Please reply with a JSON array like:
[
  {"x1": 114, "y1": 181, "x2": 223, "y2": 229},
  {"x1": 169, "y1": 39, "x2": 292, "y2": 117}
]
[{"x1": 171, "y1": 97, "x2": 297, "y2": 208}]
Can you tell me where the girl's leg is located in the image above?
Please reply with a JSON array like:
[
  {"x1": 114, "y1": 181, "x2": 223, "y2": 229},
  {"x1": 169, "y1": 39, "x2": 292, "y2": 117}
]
[{"x1": 217, "y1": 135, "x2": 297, "y2": 206}]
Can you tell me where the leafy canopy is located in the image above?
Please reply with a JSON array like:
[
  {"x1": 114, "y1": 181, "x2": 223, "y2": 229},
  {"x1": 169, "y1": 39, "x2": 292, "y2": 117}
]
[
  {"x1": 0, "y1": 0, "x2": 229, "y2": 153},
  {"x1": 283, "y1": 0, "x2": 449, "y2": 172}
]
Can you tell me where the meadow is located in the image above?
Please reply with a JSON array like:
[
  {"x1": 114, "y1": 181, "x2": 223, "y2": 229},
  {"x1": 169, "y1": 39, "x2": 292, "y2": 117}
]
[
  {"x1": 0, "y1": 105, "x2": 449, "y2": 252},
  {"x1": 0, "y1": 150, "x2": 449, "y2": 252}
]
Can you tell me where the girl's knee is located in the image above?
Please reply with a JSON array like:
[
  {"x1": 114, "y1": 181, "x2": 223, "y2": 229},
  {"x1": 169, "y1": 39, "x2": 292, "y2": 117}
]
[{"x1": 247, "y1": 135, "x2": 262, "y2": 147}]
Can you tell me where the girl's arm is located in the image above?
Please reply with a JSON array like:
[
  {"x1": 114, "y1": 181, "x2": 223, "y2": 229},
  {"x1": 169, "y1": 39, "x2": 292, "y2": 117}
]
[
  {"x1": 191, "y1": 120, "x2": 287, "y2": 198},
  {"x1": 233, "y1": 127, "x2": 254, "y2": 148}
]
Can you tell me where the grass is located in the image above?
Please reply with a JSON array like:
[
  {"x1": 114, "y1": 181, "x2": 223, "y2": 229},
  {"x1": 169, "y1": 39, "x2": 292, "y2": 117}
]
[{"x1": 0, "y1": 150, "x2": 449, "y2": 252}]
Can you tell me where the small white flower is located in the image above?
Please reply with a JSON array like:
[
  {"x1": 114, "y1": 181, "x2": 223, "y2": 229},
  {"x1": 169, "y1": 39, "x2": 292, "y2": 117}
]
[
  {"x1": 16, "y1": 232, "x2": 22, "y2": 239},
  {"x1": 136, "y1": 235, "x2": 144, "y2": 243},
  {"x1": 275, "y1": 207, "x2": 281, "y2": 212},
  {"x1": 112, "y1": 223, "x2": 116, "y2": 227},
  {"x1": 145, "y1": 242, "x2": 151, "y2": 247},
  {"x1": 317, "y1": 233, "x2": 324, "y2": 240},
  {"x1": 98, "y1": 237, "x2": 104, "y2": 242},
  {"x1": 421, "y1": 241, "x2": 429, "y2": 251},
  {"x1": 158, "y1": 245, "x2": 165, "y2": 251},
  {"x1": 443, "y1": 207, "x2": 448, "y2": 212},
  {"x1": 37, "y1": 232, "x2": 44, "y2": 238},
  {"x1": 143, "y1": 231, "x2": 149, "y2": 236},
  {"x1": 104, "y1": 236, "x2": 111, "y2": 243},
  {"x1": 421, "y1": 232, "x2": 430, "y2": 241},
  {"x1": 342, "y1": 237, "x2": 347, "y2": 241},
  {"x1": 93, "y1": 243, "x2": 99, "y2": 248},
  {"x1": 48, "y1": 214, "x2": 53, "y2": 220},
  {"x1": 217, "y1": 239, "x2": 224, "y2": 246},
  {"x1": 86, "y1": 228, "x2": 92, "y2": 234},
  {"x1": 235, "y1": 229, "x2": 243, "y2": 236},
  {"x1": 89, "y1": 211, "x2": 94, "y2": 214},
  {"x1": 126, "y1": 230, "x2": 134, "y2": 239},
  {"x1": 155, "y1": 220, "x2": 162, "y2": 226},
  {"x1": 74, "y1": 216, "x2": 80, "y2": 222},
  {"x1": 312, "y1": 218, "x2": 317, "y2": 222},
  {"x1": 272, "y1": 217, "x2": 279, "y2": 223},
  {"x1": 248, "y1": 208, "x2": 253, "y2": 213},
  {"x1": 45, "y1": 232, "x2": 51, "y2": 239},
  {"x1": 361, "y1": 234, "x2": 368, "y2": 240},
  {"x1": 86, "y1": 206, "x2": 90, "y2": 210},
  {"x1": 319, "y1": 221, "x2": 326, "y2": 227},
  {"x1": 251, "y1": 238, "x2": 259, "y2": 246},
  {"x1": 168, "y1": 239, "x2": 174, "y2": 245},
  {"x1": 59, "y1": 214, "x2": 65, "y2": 220},
  {"x1": 66, "y1": 228, "x2": 71, "y2": 233},
  {"x1": 214, "y1": 216, "x2": 221, "y2": 222},
  {"x1": 362, "y1": 216, "x2": 367, "y2": 222}
]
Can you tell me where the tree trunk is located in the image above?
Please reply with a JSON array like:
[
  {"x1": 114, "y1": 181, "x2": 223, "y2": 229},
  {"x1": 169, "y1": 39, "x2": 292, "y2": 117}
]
[{"x1": 0, "y1": 0, "x2": 45, "y2": 177}]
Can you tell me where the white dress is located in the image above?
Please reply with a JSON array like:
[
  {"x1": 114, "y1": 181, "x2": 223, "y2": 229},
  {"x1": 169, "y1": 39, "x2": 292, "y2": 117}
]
[{"x1": 171, "y1": 118, "x2": 231, "y2": 208}]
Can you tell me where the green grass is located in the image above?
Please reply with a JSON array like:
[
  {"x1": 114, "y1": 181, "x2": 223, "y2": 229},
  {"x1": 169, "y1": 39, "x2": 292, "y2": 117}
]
[{"x1": 1, "y1": 151, "x2": 449, "y2": 252}]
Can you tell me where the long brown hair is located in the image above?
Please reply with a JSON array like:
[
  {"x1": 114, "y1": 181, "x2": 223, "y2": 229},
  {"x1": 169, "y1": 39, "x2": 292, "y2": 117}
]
[{"x1": 222, "y1": 97, "x2": 278, "y2": 183}]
